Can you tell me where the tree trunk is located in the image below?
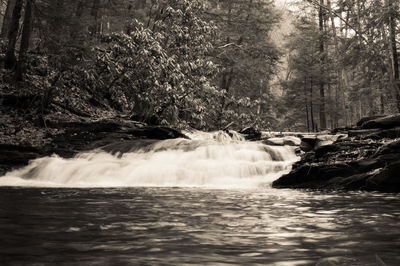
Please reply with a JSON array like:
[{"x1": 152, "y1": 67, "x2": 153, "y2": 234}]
[
  {"x1": 69, "y1": 1, "x2": 85, "y2": 42},
  {"x1": 135, "y1": 0, "x2": 146, "y2": 9},
  {"x1": 91, "y1": 0, "x2": 101, "y2": 37},
  {"x1": 15, "y1": 0, "x2": 33, "y2": 81},
  {"x1": 219, "y1": 68, "x2": 233, "y2": 129},
  {"x1": 381, "y1": 89, "x2": 385, "y2": 114},
  {"x1": 0, "y1": 0, "x2": 16, "y2": 38},
  {"x1": 4, "y1": 0, "x2": 23, "y2": 70},
  {"x1": 304, "y1": 76, "x2": 310, "y2": 132},
  {"x1": 327, "y1": 0, "x2": 341, "y2": 128},
  {"x1": 46, "y1": 0, "x2": 65, "y2": 54},
  {"x1": 310, "y1": 77, "x2": 315, "y2": 132},
  {"x1": 318, "y1": 0, "x2": 326, "y2": 130},
  {"x1": 380, "y1": 22, "x2": 394, "y2": 112},
  {"x1": 388, "y1": 0, "x2": 400, "y2": 112}
]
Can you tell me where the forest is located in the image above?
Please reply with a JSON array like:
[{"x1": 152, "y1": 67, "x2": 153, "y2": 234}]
[
  {"x1": 0, "y1": 0, "x2": 399, "y2": 138},
  {"x1": 1, "y1": 2, "x2": 400, "y2": 263}
]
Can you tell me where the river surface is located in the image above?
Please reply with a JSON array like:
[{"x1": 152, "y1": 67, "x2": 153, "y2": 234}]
[{"x1": 0, "y1": 131, "x2": 399, "y2": 265}]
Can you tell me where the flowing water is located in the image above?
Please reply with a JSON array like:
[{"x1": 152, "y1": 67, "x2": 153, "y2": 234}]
[{"x1": 0, "y1": 131, "x2": 399, "y2": 265}]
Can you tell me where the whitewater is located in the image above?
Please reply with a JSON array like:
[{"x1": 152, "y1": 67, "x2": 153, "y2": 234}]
[{"x1": 0, "y1": 131, "x2": 298, "y2": 188}]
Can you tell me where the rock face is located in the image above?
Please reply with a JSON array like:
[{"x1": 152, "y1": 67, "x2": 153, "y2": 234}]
[{"x1": 273, "y1": 115, "x2": 400, "y2": 193}]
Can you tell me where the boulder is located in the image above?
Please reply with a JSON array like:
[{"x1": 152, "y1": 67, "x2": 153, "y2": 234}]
[
  {"x1": 240, "y1": 127, "x2": 262, "y2": 140},
  {"x1": 273, "y1": 158, "x2": 400, "y2": 192},
  {"x1": 373, "y1": 139, "x2": 400, "y2": 157},
  {"x1": 360, "y1": 114, "x2": 400, "y2": 129},
  {"x1": 314, "y1": 144, "x2": 339, "y2": 158},
  {"x1": 348, "y1": 128, "x2": 381, "y2": 137},
  {"x1": 348, "y1": 159, "x2": 382, "y2": 173},
  {"x1": 125, "y1": 126, "x2": 188, "y2": 140},
  {"x1": 360, "y1": 127, "x2": 400, "y2": 140},
  {"x1": 299, "y1": 134, "x2": 345, "y2": 152},
  {"x1": 300, "y1": 137, "x2": 318, "y2": 152},
  {"x1": 356, "y1": 115, "x2": 385, "y2": 127},
  {"x1": 272, "y1": 163, "x2": 356, "y2": 189},
  {"x1": 273, "y1": 114, "x2": 400, "y2": 192},
  {"x1": 364, "y1": 160, "x2": 400, "y2": 192},
  {"x1": 263, "y1": 136, "x2": 300, "y2": 146}
]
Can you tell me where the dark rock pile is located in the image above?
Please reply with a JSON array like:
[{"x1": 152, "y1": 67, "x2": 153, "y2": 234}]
[{"x1": 273, "y1": 114, "x2": 400, "y2": 193}]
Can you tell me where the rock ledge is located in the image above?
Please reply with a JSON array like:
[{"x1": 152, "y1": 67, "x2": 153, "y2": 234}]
[{"x1": 273, "y1": 115, "x2": 400, "y2": 193}]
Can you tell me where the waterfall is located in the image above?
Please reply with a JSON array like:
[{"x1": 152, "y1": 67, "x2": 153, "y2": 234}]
[{"x1": 0, "y1": 131, "x2": 298, "y2": 188}]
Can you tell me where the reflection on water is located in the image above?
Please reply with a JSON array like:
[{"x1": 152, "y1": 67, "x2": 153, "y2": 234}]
[{"x1": 0, "y1": 187, "x2": 399, "y2": 265}]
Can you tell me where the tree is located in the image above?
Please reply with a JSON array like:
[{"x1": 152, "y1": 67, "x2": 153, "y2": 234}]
[
  {"x1": 0, "y1": 0, "x2": 284, "y2": 131},
  {"x1": 205, "y1": 0, "x2": 281, "y2": 129},
  {"x1": 4, "y1": 0, "x2": 22, "y2": 69},
  {"x1": 318, "y1": 0, "x2": 327, "y2": 129},
  {"x1": 283, "y1": 16, "x2": 321, "y2": 132},
  {"x1": 15, "y1": 0, "x2": 32, "y2": 80},
  {"x1": 282, "y1": 0, "x2": 400, "y2": 130},
  {"x1": 387, "y1": 0, "x2": 400, "y2": 112},
  {"x1": 0, "y1": 0, "x2": 16, "y2": 38}
]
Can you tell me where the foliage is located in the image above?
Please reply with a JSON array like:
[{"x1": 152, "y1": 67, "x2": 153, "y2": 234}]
[
  {"x1": 1, "y1": 0, "x2": 282, "y2": 131},
  {"x1": 204, "y1": 0, "x2": 281, "y2": 130},
  {"x1": 82, "y1": 1, "x2": 221, "y2": 128},
  {"x1": 281, "y1": 0, "x2": 400, "y2": 131}
]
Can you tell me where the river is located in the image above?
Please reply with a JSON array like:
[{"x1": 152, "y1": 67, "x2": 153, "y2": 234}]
[{"x1": 0, "y1": 131, "x2": 399, "y2": 265}]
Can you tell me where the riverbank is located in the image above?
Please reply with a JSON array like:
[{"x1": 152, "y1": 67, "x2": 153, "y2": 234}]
[
  {"x1": 0, "y1": 77, "x2": 191, "y2": 175},
  {"x1": 272, "y1": 115, "x2": 400, "y2": 193},
  {"x1": 0, "y1": 105, "x2": 187, "y2": 176},
  {"x1": 2, "y1": 91, "x2": 400, "y2": 194}
]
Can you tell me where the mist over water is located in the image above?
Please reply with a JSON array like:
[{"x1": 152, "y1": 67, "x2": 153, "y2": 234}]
[{"x1": 0, "y1": 131, "x2": 298, "y2": 188}]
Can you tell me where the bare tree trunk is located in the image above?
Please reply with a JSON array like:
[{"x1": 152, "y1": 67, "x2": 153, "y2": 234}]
[
  {"x1": 327, "y1": 0, "x2": 341, "y2": 128},
  {"x1": 15, "y1": 0, "x2": 32, "y2": 81},
  {"x1": 0, "y1": 0, "x2": 16, "y2": 38},
  {"x1": 4, "y1": 0, "x2": 22, "y2": 69},
  {"x1": 318, "y1": 0, "x2": 326, "y2": 130}
]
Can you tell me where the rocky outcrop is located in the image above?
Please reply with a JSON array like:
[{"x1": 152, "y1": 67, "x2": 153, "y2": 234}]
[
  {"x1": 359, "y1": 114, "x2": 400, "y2": 129},
  {"x1": 273, "y1": 115, "x2": 400, "y2": 193}
]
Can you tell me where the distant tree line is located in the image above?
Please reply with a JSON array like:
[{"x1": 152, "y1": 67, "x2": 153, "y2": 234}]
[{"x1": 281, "y1": 0, "x2": 400, "y2": 131}]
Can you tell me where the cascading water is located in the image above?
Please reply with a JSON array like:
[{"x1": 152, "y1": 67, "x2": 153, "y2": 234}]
[
  {"x1": 1, "y1": 131, "x2": 400, "y2": 266},
  {"x1": 0, "y1": 131, "x2": 298, "y2": 188}
]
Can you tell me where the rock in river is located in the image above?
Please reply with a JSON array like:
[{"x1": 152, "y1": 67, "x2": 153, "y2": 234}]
[{"x1": 273, "y1": 115, "x2": 400, "y2": 193}]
